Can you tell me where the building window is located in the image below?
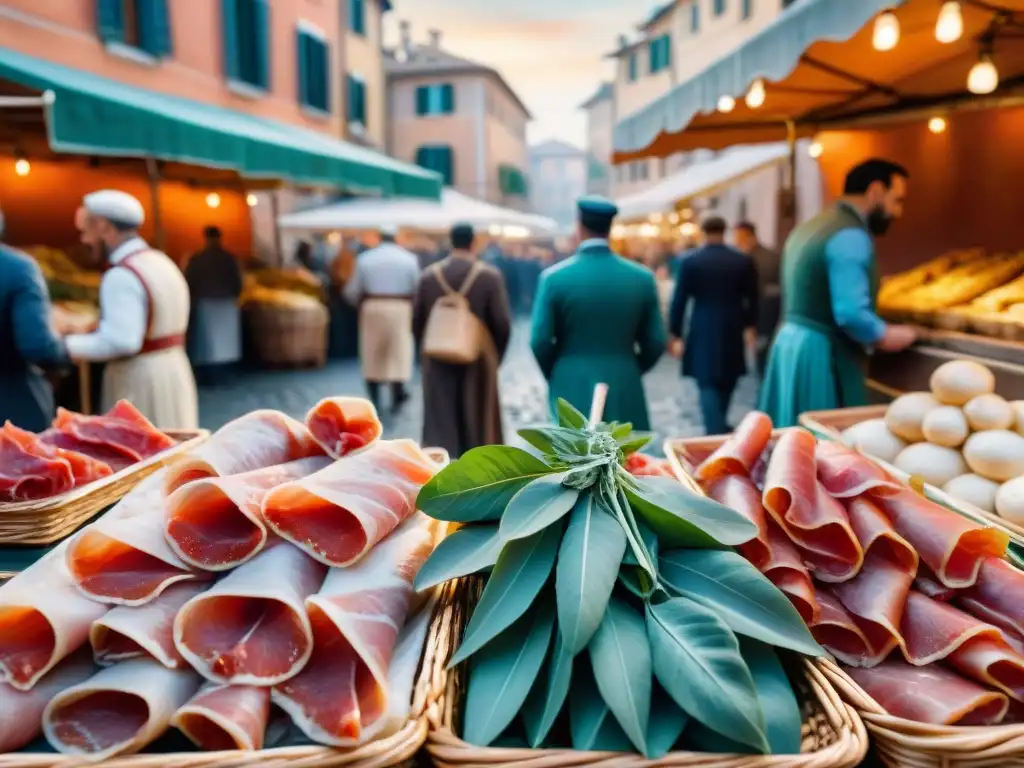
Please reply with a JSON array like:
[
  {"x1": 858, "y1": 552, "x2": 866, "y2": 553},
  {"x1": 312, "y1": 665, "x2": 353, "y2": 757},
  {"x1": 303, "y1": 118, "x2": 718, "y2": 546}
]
[
  {"x1": 691, "y1": 1, "x2": 701, "y2": 33},
  {"x1": 222, "y1": 0, "x2": 270, "y2": 89},
  {"x1": 738, "y1": 197, "x2": 749, "y2": 221},
  {"x1": 714, "y1": 0, "x2": 726, "y2": 16},
  {"x1": 347, "y1": 74, "x2": 367, "y2": 126},
  {"x1": 415, "y1": 83, "x2": 455, "y2": 116},
  {"x1": 499, "y1": 164, "x2": 529, "y2": 196},
  {"x1": 416, "y1": 145, "x2": 454, "y2": 186},
  {"x1": 349, "y1": 0, "x2": 366, "y2": 36},
  {"x1": 627, "y1": 52, "x2": 639, "y2": 82},
  {"x1": 297, "y1": 26, "x2": 330, "y2": 112},
  {"x1": 96, "y1": 0, "x2": 172, "y2": 57},
  {"x1": 648, "y1": 35, "x2": 671, "y2": 74},
  {"x1": 742, "y1": 0, "x2": 753, "y2": 19},
  {"x1": 638, "y1": 161, "x2": 649, "y2": 181}
]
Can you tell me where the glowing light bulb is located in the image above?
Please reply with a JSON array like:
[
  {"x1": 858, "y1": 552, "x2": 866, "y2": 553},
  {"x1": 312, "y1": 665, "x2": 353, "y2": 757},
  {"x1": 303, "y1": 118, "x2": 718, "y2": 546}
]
[
  {"x1": 246, "y1": 193, "x2": 258, "y2": 207},
  {"x1": 206, "y1": 192, "x2": 221, "y2": 209},
  {"x1": 967, "y1": 56, "x2": 999, "y2": 95},
  {"x1": 873, "y1": 11, "x2": 900, "y2": 51},
  {"x1": 928, "y1": 116, "x2": 947, "y2": 134},
  {"x1": 745, "y1": 78, "x2": 766, "y2": 109},
  {"x1": 808, "y1": 141, "x2": 824, "y2": 159},
  {"x1": 14, "y1": 158, "x2": 30, "y2": 176},
  {"x1": 717, "y1": 95, "x2": 736, "y2": 113},
  {"x1": 935, "y1": 2, "x2": 963, "y2": 43}
]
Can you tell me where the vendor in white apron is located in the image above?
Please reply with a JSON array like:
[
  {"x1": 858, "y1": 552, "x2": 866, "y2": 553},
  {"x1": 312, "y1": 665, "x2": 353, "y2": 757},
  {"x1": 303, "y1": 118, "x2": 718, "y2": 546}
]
[{"x1": 63, "y1": 190, "x2": 198, "y2": 429}]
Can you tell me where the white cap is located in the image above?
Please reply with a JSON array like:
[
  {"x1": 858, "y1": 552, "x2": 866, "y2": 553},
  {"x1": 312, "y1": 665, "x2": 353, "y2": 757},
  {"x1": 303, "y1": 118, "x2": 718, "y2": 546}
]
[
  {"x1": 379, "y1": 224, "x2": 399, "y2": 236},
  {"x1": 83, "y1": 190, "x2": 145, "y2": 228}
]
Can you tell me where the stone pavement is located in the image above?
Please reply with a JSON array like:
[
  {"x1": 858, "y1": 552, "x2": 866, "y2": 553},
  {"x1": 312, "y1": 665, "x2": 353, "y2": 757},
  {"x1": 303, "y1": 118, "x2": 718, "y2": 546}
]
[{"x1": 198, "y1": 320, "x2": 759, "y2": 453}]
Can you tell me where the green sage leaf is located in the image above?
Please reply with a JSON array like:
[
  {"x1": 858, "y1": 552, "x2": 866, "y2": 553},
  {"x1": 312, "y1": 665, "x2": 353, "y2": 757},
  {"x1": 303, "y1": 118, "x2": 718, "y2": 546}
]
[
  {"x1": 739, "y1": 637, "x2": 803, "y2": 754},
  {"x1": 499, "y1": 473, "x2": 579, "y2": 542},
  {"x1": 609, "y1": 422, "x2": 634, "y2": 439},
  {"x1": 570, "y1": 657, "x2": 634, "y2": 751},
  {"x1": 417, "y1": 446, "x2": 555, "y2": 523},
  {"x1": 647, "y1": 595, "x2": 769, "y2": 754},
  {"x1": 414, "y1": 524, "x2": 503, "y2": 593},
  {"x1": 449, "y1": 523, "x2": 562, "y2": 666},
  {"x1": 556, "y1": 492, "x2": 627, "y2": 653},
  {"x1": 517, "y1": 426, "x2": 592, "y2": 458},
  {"x1": 521, "y1": 625, "x2": 574, "y2": 747},
  {"x1": 659, "y1": 549, "x2": 823, "y2": 657},
  {"x1": 648, "y1": 683, "x2": 689, "y2": 759},
  {"x1": 462, "y1": 598, "x2": 555, "y2": 746},
  {"x1": 618, "y1": 433, "x2": 653, "y2": 456},
  {"x1": 588, "y1": 597, "x2": 651, "y2": 754},
  {"x1": 625, "y1": 475, "x2": 757, "y2": 548},
  {"x1": 556, "y1": 398, "x2": 588, "y2": 429}
]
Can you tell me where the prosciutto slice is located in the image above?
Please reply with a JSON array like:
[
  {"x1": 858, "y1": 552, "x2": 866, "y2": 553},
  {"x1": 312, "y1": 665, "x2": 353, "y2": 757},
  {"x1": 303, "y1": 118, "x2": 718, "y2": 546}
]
[
  {"x1": 90, "y1": 582, "x2": 207, "y2": 668},
  {"x1": 0, "y1": 651, "x2": 95, "y2": 752},
  {"x1": 66, "y1": 472, "x2": 211, "y2": 606},
  {"x1": 165, "y1": 456, "x2": 333, "y2": 571},
  {"x1": 263, "y1": 439, "x2": 438, "y2": 567},
  {"x1": 39, "y1": 429, "x2": 136, "y2": 472},
  {"x1": 707, "y1": 474, "x2": 770, "y2": 568},
  {"x1": 959, "y1": 557, "x2": 1024, "y2": 637},
  {"x1": 272, "y1": 515, "x2": 436, "y2": 745},
  {"x1": 915, "y1": 564, "x2": 960, "y2": 602},
  {"x1": 694, "y1": 411, "x2": 773, "y2": 485},
  {"x1": 4, "y1": 422, "x2": 111, "y2": 489},
  {"x1": 762, "y1": 522, "x2": 820, "y2": 626},
  {"x1": 763, "y1": 429, "x2": 863, "y2": 582},
  {"x1": 164, "y1": 410, "x2": 324, "y2": 495},
  {"x1": 42, "y1": 658, "x2": 200, "y2": 760},
  {"x1": 305, "y1": 396, "x2": 383, "y2": 459},
  {"x1": 53, "y1": 400, "x2": 175, "y2": 463},
  {"x1": 809, "y1": 588, "x2": 876, "y2": 667},
  {"x1": 846, "y1": 660, "x2": 1009, "y2": 725},
  {"x1": 872, "y1": 490, "x2": 1008, "y2": 587},
  {"x1": 0, "y1": 422, "x2": 75, "y2": 501},
  {"x1": 174, "y1": 542, "x2": 327, "y2": 685},
  {"x1": 815, "y1": 440, "x2": 902, "y2": 499},
  {"x1": 172, "y1": 683, "x2": 271, "y2": 751},
  {"x1": 0, "y1": 541, "x2": 108, "y2": 690}
]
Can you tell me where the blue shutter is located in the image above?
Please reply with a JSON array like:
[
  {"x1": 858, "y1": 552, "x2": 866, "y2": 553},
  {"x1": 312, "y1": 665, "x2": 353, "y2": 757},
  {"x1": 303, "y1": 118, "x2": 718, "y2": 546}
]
[
  {"x1": 349, "y1": 0, "x2": 365, "y2": 35},
  {"x1": 438, "y1": 147, "x2": 453, "y2": 186},
  {"x1": 319, "y1": 40, "x2": 331, "y2": 111},
  {"x1": 714, "y1": 0, "x2": 726, "y2": 16},
  {"x1": 441, "y1": 83, "x2": 455, "y2": 114},
  {"x1": 357, "y1": 79, "x2": 366, "y2": 123},
  {"x1": 415, "y1": 86, "x2": 428, "y2": 116},
  {"x1": 139, "y1": 0, "x2": 173, "y2": 56},
  {"x1": 415, "y1": 146, "x2": 430, "y2": 169},
  {"x1": 221, "y1": 0, "x2": 240, "y2": 79},
  {"x1": 253, "y1": 0, "x2": 271, "y2": 90},
  {"x1": 296, "y1": 31, "x2": 310, "y2": 106},
  {"x1": 96, "y1": 0, "x2": 124, "y2": 43},
  {"x1": 663, "y1": 36, "x2": 672, "y2": 69},
  {"x1": 691, "y1": 2, "x2": 700, "y2": 32},
  {"x1": 742, "y1": 0, "x2": 752, "y2": 19},
  {"x1": 628, "y1": 52, "x2": 638, "y2": 81}
]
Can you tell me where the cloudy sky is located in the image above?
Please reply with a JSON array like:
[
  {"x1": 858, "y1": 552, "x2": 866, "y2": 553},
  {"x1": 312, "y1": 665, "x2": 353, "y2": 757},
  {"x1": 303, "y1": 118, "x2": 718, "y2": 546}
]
[{"x1": 386, "y1": 0, "x2": 658, "y2": 149}]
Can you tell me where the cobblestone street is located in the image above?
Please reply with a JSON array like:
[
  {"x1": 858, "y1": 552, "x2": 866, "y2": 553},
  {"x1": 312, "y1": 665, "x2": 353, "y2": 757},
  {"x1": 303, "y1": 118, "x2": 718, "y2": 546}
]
[{"x1": 198, "y1": 320, "x2": 758, "y2": 453}]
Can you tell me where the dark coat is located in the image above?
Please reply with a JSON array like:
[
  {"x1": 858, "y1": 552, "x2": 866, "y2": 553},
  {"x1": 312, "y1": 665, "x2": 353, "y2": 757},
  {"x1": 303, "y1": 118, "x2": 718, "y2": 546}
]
[
  {"x1": 412, "y1": 257, "x2": 512, "y2": 458},
  {"x1": 669, "y1": 243, "x2": 758, "y2": 389},
  {"x1": 0, "y1": 244, "x2": 68, "y2": 431}
]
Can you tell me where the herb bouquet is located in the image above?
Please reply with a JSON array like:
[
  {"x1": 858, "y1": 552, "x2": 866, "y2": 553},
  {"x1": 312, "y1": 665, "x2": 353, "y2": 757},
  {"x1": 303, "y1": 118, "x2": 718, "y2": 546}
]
[{"x1": 416, "y1": 400, "x2": 866, "y2": 766}]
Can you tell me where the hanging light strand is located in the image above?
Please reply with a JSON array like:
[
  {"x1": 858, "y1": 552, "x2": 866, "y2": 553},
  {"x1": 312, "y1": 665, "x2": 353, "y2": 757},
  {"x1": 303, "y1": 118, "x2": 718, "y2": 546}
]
[
  {"x1": 935, "y1": 1, "x2": 964, "y2": 43},
  {"x1": 745, "y1": 78, "x2": 766, "y2": 109},
  {"x1": 873, "y1": 9, "x2": 900, "y2": 51}
]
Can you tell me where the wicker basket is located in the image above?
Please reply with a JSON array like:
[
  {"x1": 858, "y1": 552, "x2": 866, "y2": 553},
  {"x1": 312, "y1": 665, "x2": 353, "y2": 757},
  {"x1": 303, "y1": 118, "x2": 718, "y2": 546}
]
[
  {"x1": 244, "y1": 302, "x2": 330, "y2": 368},
  {"x1": 424, "y1": 579, "x2": 868, "y2": 768}
]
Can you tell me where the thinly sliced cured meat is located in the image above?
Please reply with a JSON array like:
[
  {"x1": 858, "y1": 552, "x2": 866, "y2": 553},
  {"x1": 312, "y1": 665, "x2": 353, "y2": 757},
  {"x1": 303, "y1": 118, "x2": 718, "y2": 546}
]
[
  {"x1": 53, "y1": 400, "x2": 175, "y2": 462},
  {"x1": 165, "y1": 456, "x2": 333, "y2": 571},
  {"x1": 305, "y1": 396, "x2": 383, "y2": 459},
  {"x1": 0, "y1": 422, "x2": 74, "y2": 501},
  {"x1": 4, "y1": 422, "x2": 111, "y2": 489},
  {"x1": 39, "y1": 429, "x2": 136, "y2": 472},
  {"x1": 66, "y1": 472, "x2": 211, "y2": 606},
  {"x1": 708, "y1": 474, "x2": 770, "y2": 568},
  {"x1": 273, "y1": 515, "x2": 436, "y2": 744},
  {"x1": 815, "y1": 440, "x2": 902, "y2": 499},
  {"x1": 762, "y1": 521, "x2": 820, "y2": 625},
  {"x1": 694, "y1": 411, "x2": 773, "y2": 485},
  {"x1": 42, "y1": 658, "x2": 200, "y2": 760},
  {"x1": 174, "y1": 543, "x2": 327, "y2": 685},
  {"x1": 164, "y1": 410, "x2": 324, "y2": 495},
  {"x1": 915, "y1": 564, "x2": 960, "y2": 602},
  {"x1": 959, "y1": 557, "x2": 1024, "y2": 637},
  {"x1": 172, "y1": 683, "x2": 270, "y2": 751},
  {"x1": 0, "y1": 651, "x2": 95, "y2": 752},
  {"x1": 846, "y1": 660, "x2": 1009, "y2": 725},
  {"x1": 625, "y1": 452, "x2": 675, "y2": 478},
  {"x1": 846, "y1": 496, "x2": 918, "y2": 571},
  {"x1": 263, "y1": 439, "x2": 438, "y2": 567},
  {"x1": 873, "y1": 490, "x2": 1008, "y2": 587},
  {"x1": 90, "y1": 582, "x2": 207, "y2": 668},
  {"x1": 0, "y1": 541, "x2": 108, "y2": 691},
  {"x1": 809, "y1": 588, "x2": 875, "y2": 667},
  {"x1": 763, "y1": 429, "x2": 863, "y2": 582}
]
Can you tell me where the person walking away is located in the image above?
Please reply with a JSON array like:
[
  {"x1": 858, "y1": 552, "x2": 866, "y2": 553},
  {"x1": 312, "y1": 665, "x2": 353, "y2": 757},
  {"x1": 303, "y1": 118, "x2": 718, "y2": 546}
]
[
  {"x1": 66, "y1": 190, "x2": 197, "y2": 429},
  {"x1": 0, "y1": 204, "x2": 70, "y2": 431},
  {"x1": 413, "y1": 223, "x2": 512, "y2": 457},
  {"x1": 668, "y1": 216, "x2": 758, "y2": 436},
  {"x1": 760, "y1": 159, "x2": 918, "y2": 427},
  {"x1": 531, "y1": 196, "x2": 666, "y2": 429},
  {"x1": 733, "y1": 221, "x2": 781, "y2": 376},
  {"x1": 343, "y1": 224, "x2": 420, "y2": 413},
  {"x1": 184, "y1": 226, "x2": 243, "y2": 386}
]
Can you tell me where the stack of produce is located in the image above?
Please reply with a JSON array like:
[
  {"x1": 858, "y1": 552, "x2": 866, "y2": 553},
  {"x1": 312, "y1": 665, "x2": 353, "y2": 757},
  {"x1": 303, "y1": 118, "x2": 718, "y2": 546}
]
[
  {"x1": 0, "y1": 396, "x2": 441, "y2": 760},
  {"x1": 414, "y1": 400, "x2": 826, "y2": 757},
  {"x1": 877, "y1": 248, "x2": 983, "y2": 313},
  {"x1": 0, "y1": 400, "x2": 176, "y2": 502},
  {"x1": 682, "y1": 411, "x2": 1024, "y2": 727},
  {"x1": 839, "y1": 360, "x2": 1024, "y2": 521},
  {"x1": 241, "y1": 268, "x2": 325, "y2": 309},
  {"x1": 25, "y1": 245, "x2": 103, "y2": 304}
]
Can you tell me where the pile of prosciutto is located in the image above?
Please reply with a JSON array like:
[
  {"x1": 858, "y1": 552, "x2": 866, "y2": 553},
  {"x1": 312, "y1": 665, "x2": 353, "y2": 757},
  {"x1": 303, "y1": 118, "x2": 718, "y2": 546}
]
[
  {"x1": 0, "y1": 400, "x2": 176, "y2": 502},
  {"x1": 682, "y1": 411, "x2": 1024, "y2": 728},
  {"x1": 0, "y1": 396, "x2": 445, "y2": 761}
]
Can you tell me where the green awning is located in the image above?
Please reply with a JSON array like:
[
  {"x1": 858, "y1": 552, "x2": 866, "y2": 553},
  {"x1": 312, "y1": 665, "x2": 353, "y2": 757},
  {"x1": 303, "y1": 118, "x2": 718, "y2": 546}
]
[{"x1": 0, "y1": 47, "x2": 441, "y2": 199}]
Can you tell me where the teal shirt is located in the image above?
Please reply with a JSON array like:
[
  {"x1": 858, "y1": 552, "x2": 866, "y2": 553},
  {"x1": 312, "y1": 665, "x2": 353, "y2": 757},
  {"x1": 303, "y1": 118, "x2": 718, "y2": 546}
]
[
  {"x1": 824, "y1": 228, "x2": 887, "y2": 345},
  {"x1": 529, "y1": 240, "x2": 666, "y2": 430}
]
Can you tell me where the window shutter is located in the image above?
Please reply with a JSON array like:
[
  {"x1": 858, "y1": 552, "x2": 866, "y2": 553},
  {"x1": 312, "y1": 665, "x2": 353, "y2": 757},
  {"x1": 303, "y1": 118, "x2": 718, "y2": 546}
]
[
  {"x1": 138, "y1": 0, "x2": 173, "y2": 56},
  {"x1": 663, "y1": 36, "x2": 672, "y2": 68},
  {"x1": 357, "y1": 79, "x2": 366, "y2": 123},
  {"x1": 415, "y1": 146, "x2": 430, "y2": 169},
  {"x1": 349, "y1": 0, "x2": 365, "y2": 35},
  {"x1": 319, "y1": 40, "x2": 331, "y2": 112},
  {"x1": 442, "y1": 83, "x2": 455, "y2": 113},
  {"x1": 296, "y1": 31, "x2": 310, "y2": 106},
  {"x1": 253, "y1": 0, "x2": 271, "y2": 89},
  {"x1": 221, "y1": 0, "x2": 240, "y2": 79},
  {"x1": 438, "y1": 146, "x2": 453, "y2": 185},
  {"x1": 415, "y1": 86, "x2": 428, "y2": 116},
  {"x1": 96, "y1": 0, "x2": 124, "y2": 43}
]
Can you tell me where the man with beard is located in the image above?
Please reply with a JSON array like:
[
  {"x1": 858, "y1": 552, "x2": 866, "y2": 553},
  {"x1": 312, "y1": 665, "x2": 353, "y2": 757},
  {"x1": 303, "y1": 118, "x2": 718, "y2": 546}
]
[
  {"x1": 760, "y1": 159, "x2": 917, "y2": 426},
  {"x1": 65, "y1": 191, "x2": 197, "y2": 428}
]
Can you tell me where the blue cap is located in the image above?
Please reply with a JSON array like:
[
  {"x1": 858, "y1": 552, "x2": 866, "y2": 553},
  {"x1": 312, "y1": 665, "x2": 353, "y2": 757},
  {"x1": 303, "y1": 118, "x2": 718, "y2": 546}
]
[{"x1": 577, "y1": 195, "x2": 618, "y2": 233}]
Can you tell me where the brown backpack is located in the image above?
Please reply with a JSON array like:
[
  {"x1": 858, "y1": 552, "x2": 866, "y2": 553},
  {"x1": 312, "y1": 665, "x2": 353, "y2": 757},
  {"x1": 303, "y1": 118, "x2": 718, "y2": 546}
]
[{"x1": 421, "y1": 261, "x2": 485, "y2": 364}]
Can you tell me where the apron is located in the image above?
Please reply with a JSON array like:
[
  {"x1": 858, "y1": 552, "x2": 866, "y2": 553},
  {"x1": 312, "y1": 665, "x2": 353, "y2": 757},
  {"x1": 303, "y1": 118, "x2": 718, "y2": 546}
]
[{"x1": 358, "y1": 296, "x2": 414, "y2": 383}]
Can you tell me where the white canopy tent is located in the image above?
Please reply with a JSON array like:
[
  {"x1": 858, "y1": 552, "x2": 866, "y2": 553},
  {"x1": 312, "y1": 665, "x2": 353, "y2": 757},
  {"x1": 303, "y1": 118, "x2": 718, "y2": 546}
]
[
  {"x1": 277, "y1": 187, "x2": 557, "y2": 236},
  {"x1": 615, "y1": 143, "x2": 791, "y2": 221}
]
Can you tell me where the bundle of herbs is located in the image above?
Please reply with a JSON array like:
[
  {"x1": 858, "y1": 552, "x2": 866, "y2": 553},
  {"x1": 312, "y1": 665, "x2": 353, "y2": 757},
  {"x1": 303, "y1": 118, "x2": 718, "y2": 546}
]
[{"x1": 415, "y1": 400, "x2": 824, "y2": 757}]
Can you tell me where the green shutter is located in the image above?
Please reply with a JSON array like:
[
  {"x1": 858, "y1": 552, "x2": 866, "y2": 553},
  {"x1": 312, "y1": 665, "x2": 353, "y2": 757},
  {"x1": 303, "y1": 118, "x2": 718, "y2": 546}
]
[
  {"x1": 221, "y1": 0, "x2": 239, "y2": 79},
  {"x1": 96, "y1": 0, "x2": 124, "y2": 43},
  {"x1": 319, "y1": 40, "x2": 331, "y2": 112},
  {"x1": 415, "y1": 146, "x2": 430, "y2": 169},
  {"x1": 296, "y1": 31, "x2": 310, "y2": 106},
  {"x1": 438, "y1": 147, "x2": 453, "y2": 186},
  {"x1": 138, "y1": 0, "x2": 172, "y2": 56},
  {"x1": 441, "y1": 83, "x2": 455, "y2": 113},
  {"x1": 349, "y1": 0, "x2": 365, "y2": 35},
  {"x1": 663, "y1": 35, "x2": 671, "y2": 68},
  {"x1": 415, "y1": 85, "x2": 428, "y2": 116},
  {"x1": 253, "y1": 0, "x2": 271, "y2": 89}
]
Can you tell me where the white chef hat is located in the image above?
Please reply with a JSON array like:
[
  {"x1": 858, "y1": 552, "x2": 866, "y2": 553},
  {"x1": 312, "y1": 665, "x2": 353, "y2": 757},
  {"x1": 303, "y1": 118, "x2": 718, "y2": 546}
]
[
  {"x1": 83, "y1": 190, "x2": 145, "y2": 229},
  {"x1": 379, "y1": 223, "x2": 399, "y2": 237}
]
